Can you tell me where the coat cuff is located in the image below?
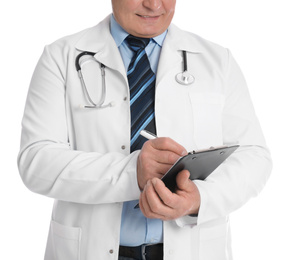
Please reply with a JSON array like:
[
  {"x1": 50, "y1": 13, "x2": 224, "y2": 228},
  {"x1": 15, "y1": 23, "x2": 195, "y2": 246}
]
[{"x1": 175, "y1": 215, "x2": 198, "y2": 228}]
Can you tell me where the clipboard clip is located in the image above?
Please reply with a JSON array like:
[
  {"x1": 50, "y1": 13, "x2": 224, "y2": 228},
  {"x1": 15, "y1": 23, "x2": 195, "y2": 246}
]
[{"x1": 188, "y1": 145, "x2": 228, "y2": 155}]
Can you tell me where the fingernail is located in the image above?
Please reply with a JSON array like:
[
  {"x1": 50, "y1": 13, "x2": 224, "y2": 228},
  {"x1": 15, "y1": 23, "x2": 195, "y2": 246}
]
[{"x1": 182, "y1": 150, "x2": 188, "y2": 156}]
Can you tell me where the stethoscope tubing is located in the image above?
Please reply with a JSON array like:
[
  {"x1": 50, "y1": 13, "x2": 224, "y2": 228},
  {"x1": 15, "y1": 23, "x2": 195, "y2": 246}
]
[
  {"x1": 75, "y1": 51, "x2": 97, "y2": 71},
  {"x1": 175, "y1": 50, "x2": 195, "y2": 85},
  {"x1": 182, "y1": 50, "x2": 188, "y2": 72},
  {"x1": 75, "y1": 49, "x2": 194, "y2": 109},
  {"x1": 75, "y1": 51, "x2": 108, "y2": 108}
]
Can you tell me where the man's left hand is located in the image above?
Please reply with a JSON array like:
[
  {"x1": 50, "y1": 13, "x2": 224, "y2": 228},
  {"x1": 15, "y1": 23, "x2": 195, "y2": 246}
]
[{"x1": 139, "y1": 170, "x2": 200, "y2": 220}]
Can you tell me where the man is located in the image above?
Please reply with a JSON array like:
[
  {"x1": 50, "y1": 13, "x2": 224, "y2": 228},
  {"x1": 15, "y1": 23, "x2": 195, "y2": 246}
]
[{"x1": 18, "y1": 0, "x2": 272, "y2": 259}]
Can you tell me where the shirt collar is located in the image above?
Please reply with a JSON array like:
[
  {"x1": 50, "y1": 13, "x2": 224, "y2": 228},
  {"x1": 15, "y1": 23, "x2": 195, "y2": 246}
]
[{"x1": 110, "y1": 14, "x2": 167, "y2": 47}]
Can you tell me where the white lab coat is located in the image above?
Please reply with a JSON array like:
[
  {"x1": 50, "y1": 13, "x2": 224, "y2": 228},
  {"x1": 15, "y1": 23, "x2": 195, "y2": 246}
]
[{"x1": 18, "y1": 15, "x2": 272, "y2": 260}]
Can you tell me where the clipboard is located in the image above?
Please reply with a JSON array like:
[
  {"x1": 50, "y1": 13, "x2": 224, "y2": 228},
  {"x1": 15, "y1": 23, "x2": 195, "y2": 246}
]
[
  {"x1": 161, "y1": 145, "x2": 239, "y2": 192},
  {"x1": 134, "y1": 145, "x2": 239, "y2": 209}
]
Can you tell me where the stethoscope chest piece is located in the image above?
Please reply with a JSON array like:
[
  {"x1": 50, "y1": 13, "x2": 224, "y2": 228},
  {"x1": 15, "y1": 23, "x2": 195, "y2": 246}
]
[{"x1": 176, "y1": 71, "x2": 195, "y2": 85}]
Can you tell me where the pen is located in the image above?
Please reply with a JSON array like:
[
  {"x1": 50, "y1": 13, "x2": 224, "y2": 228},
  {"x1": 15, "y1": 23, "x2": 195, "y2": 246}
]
[{"x1": 140, "y1": 130, "x2": 157, "y2": 140}]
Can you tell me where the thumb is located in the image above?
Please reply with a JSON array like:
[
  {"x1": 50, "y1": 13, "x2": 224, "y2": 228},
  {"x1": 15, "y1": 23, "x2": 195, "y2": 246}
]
[{"x1": 176, "y1": 170, "x2": 192, "y2": 191}]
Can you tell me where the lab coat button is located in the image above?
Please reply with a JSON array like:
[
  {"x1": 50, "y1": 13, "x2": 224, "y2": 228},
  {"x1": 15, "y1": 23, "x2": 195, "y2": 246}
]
[
  {"x1": 123, "y1": 97, "x2": 127, "y2": 101},
  {"x1": 121, "y1": 145, "x2": 126, "y2": 150},
  {"x1": 109, "y1": 249, "x2": 114, "y2": 254}
]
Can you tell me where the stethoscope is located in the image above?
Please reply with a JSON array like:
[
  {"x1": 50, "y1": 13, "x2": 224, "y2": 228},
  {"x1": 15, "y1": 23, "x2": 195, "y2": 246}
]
[
  {"x1": 75, "y1": 51, "x2": 115, "y2": 109},
  {"x1": 175, "y1": 50, "x2": 195, "y2": 85},
  {"x1": 75, "y1": 50, "x2": 194, "y2": 109}
]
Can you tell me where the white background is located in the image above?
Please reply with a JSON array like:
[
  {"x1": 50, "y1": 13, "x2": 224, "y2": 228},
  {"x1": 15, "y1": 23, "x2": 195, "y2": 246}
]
[{"x1": 1, "y1": 0, "x2": 290, "y2": 259}]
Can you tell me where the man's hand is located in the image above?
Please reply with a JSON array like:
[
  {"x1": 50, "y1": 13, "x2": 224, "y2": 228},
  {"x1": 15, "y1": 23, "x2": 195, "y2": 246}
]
[
  {"x1": 137, "y1": 137, "x2": 187, "y2": 190},
  {"x1": 139, "y1": 170, "x2": 201, "y2": 220}
]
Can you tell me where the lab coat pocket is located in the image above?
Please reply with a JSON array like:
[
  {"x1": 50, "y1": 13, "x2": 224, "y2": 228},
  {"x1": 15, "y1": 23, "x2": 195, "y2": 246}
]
[
  {"x1": 199, "y1": 221, "x2": 230, "y2": 260},
  {"x1": 50, "y1": 220, "x2": 82, "y2": 260},
  {"x1": 189, "y1": 92, "x2": 225, "y2": 149}
]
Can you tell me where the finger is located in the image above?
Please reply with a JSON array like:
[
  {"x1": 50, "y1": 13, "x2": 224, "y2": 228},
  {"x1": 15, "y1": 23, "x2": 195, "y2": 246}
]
[
  {"x1": 139, "y1": 186, "x2": 151, "y2": 215},
  {"x1": 142, "y1": 143, "x2": 181, "y2": 165},
  {"x1": 139, "y1": 160, "x2": 171, "y2": 180},
  {"x1": 147, "y1": 159, "x2": 175, "y2": 176},
  {"x1": 140, "y1": 139, "x2": 186, "y2": 172},
  {"x1": 139, "y1": 183, "x2": 150, "y2": 213},
  {"x1": 152, "y1": 177, "x2": 200, "y2": 218},
  {"x1": 157, "y1": 163, "x2": 175, "y2": 175},
  {"x1": 150, "y1": 137, "x2": 187, "y2": 157},
  {"x1": 139, "y1": 142, "x2": 178, "y2": 169},
  {"x1": 144, "y1": 180, "x2": 165, "y2": 211},
  {"x1": 137, "y1": 150, "x2": 169, "y2": 190},
  {"x1": 176, "y1": 170, "x2": 193, "y2": 192},
  {"x1": 140, "y1": 183, "x2": 166, "y2": 219},
  {"x1": 144, "y1": 181, "x2": 175, "y2": 220},
  {"x1": 151, "y1": 178, "x2": 178, "y2": 209}
]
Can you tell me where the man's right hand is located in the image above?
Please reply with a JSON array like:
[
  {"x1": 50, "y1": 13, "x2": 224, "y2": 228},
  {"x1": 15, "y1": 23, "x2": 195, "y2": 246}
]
[{"x1": 137, "y1": 137, "x2": 187, "y2": 190}]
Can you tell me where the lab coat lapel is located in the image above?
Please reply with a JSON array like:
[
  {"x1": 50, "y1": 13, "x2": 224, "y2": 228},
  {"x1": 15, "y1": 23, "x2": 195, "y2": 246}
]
[
  {"x1": 157, "y1": 24, "x2": 202, "y2": 86},
  {"x1": 156, "y1": 34, "x2": 181, "y2": 86},
  {"x1": 75, "y1": 15, "x2": 127, "y2": 80}
]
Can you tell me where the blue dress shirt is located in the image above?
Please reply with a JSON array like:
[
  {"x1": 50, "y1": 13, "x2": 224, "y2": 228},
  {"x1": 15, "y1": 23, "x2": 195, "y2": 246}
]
[{"x1": 110, "y1": 15, "x2": 167, "y2": 246}]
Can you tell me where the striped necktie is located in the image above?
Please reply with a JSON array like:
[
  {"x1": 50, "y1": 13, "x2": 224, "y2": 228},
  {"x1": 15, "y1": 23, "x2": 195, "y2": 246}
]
[{"x1": 126, "y1": 35, "x2": 156, "y2": 152}]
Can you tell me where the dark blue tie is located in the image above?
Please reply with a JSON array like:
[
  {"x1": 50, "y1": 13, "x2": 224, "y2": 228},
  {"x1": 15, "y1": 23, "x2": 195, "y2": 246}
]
[{"x1": 126, "y1": 35, "x2": 156, "y2": 152}]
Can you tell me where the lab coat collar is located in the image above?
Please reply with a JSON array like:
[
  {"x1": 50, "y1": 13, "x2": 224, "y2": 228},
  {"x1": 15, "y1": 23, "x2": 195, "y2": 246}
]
[
  {"x1": 75, "y1": 15, "x2": 204, "y2": 81},
  {"x1": 166, "y1": 23, "x2": 203, "y2": 54},
  {"x1": 75, "y1": 15, "x2": 204, "y2": 54},
  {"x1": 75, "y1": 15, "x2": 127, "y2": 77},
  {"x1": 155, "y1": 23, "x2": 203, "y2": 85}
]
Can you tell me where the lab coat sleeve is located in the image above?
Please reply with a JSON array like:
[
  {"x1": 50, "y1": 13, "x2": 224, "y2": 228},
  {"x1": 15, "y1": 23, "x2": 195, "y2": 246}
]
[
  {"x1": 176, "y1": 50, "x2": 272, "y2": 227},
  {"x1": 17, "y1": 45, "x2": 141, "y2": 204}
]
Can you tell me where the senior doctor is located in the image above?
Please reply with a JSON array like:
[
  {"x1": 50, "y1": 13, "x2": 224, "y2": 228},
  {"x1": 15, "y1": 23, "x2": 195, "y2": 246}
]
[{"x1": 18, "y1": 0, "x2": 272, "y2": 260}]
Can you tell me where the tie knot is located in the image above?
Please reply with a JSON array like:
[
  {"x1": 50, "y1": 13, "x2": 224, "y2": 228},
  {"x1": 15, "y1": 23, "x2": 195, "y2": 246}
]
[{"x1": 126, "y1": 35, "x2": 150, "y2": 52}]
